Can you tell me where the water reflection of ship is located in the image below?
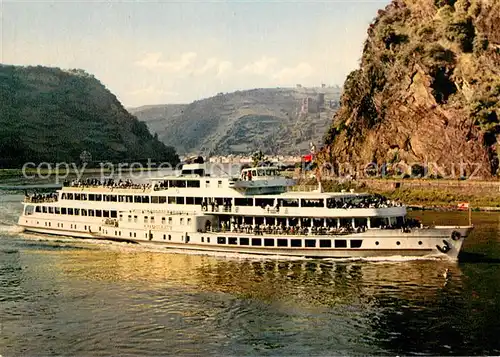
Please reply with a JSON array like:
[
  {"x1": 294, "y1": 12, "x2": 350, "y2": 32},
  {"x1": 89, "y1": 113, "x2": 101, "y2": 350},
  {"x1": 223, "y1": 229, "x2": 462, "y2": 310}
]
[{"x1": 57, "y1": 249, "x2": 461, "y2": 305}]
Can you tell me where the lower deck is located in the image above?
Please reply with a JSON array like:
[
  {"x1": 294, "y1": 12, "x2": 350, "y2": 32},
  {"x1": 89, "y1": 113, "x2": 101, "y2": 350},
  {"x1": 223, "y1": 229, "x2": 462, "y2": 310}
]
[{"x1": 18, "y1": 214, "x2": 469, "y2": 259}]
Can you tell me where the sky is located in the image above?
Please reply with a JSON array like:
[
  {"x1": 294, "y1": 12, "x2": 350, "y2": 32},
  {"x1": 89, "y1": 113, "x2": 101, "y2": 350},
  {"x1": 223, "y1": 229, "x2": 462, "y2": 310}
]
[{"x1": 1, "y1": 0, "x2": 391, "y2": 107}]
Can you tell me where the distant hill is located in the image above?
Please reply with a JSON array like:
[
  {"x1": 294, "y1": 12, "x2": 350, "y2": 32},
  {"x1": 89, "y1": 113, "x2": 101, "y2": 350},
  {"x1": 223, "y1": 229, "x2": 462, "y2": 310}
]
[
  {"x1": 0, "y1": 64, "x2": 179, "y2": 167},
  {"x1": 129, "y1": 87, "x2": 341, "y2": 156}
]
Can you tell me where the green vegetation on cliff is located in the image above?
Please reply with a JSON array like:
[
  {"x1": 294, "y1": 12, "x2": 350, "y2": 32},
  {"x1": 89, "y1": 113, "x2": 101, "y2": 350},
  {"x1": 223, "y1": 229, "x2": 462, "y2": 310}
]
[
  {"x1": 322, "y1": 0, "x2": 500, "y2": 178},
  {"x1": 0, "y1": 64, "x2": 179, "y2": 167}
]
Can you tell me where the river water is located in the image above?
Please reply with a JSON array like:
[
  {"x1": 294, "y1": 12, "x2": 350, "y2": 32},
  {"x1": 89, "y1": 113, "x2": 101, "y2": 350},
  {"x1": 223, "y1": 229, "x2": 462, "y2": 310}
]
[{"x1": 1, "y1": 185, "x2": 500, "y2": 355}]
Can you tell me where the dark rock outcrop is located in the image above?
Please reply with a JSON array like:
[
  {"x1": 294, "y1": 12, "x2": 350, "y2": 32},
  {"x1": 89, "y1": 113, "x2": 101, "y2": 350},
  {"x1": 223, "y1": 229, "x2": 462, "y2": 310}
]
[{"x1": 321, "y1": 0, "x2": 500, "y2": 178}]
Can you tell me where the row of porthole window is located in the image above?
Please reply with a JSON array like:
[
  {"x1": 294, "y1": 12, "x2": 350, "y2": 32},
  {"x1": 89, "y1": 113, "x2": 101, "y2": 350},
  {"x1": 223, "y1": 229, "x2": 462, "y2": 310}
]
[{"x1": 215, "y1": 237, "x2": 362, "y2": 248}]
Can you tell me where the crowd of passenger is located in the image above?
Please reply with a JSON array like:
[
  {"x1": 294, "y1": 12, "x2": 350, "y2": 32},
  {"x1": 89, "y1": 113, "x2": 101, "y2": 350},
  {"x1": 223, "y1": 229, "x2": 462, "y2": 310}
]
[
  {"x1": 24, "y1": 192, "x2": 58, "y2": 203},
  {"x1": 327, "y1": 195, "x2": 402, "y2": 209},
  {"x1": 210, "y1": 222, "x2": 367, "y2": 236},
  {"x1": 63, "y1": 179, "x2": 150, "y2": 191}
]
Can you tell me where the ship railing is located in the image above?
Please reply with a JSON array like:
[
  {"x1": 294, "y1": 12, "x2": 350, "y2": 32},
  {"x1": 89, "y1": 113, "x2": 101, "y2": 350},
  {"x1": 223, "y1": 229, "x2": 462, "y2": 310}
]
[{"x1": 206, "y1": 226, "x2": 361, "y2": 236}]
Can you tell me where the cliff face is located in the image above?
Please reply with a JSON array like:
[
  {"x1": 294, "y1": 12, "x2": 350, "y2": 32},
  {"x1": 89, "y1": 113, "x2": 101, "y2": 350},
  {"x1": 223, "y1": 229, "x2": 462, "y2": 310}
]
[
  {"x1": 322, "y1": 0, "x2": 500, "y2": 178},
  {"x1": 0, "y1": 65, "x2": 179, "y2": 167},
  {"x1": 130, "y1": 87, "x2": 341, "y2": 156}
]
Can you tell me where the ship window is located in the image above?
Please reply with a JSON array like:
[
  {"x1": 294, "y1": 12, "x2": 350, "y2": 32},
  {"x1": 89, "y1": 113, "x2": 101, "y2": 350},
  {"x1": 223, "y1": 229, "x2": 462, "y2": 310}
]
[
  {"x1": 163, "y1": 234, "x2": 166, "y2": 240},
  {"x1": 95, "y1": 194, "x2": 102, "y2": 202},
  {"x1": 144, "y1": 216, "x2": 148, "y2": 223},
  {"x1": 68, "y1": 193, "x2": 74, "y2": 200},
  {"x1": 150, "y1": 216, "x2": 154, "y2": 223},
  {"x1": 187, "y1": 180, "x2": 200, "y2": 188},
  {"x1": 375, "y1": 241, "x2": 379, "y2": 245},
  {"x1": 167, "y1": 197, "x2": 175, "y2": 204},
  {"x1": 103, "y1": 210, "x2": 109, "y2": 218},
  {"x1": 194, "y1": 197, "x2": 203, "y2": 205},
  {"x1": 159, "y1": 196, "x2": 166, "y2": 204},
  {"x1": 277, "y1": 239, "x2": 287, "y2": 247},
  {"x1": 186, "y1": 197, "x2": 194, "y2": 205},
  {"x1": 127, "y1": 195, "x2": 133, "y2": 203},
  {"x1": 74, "y1": 193, "x2": 80, "y2": 200},
  {"x1": 48, "y1": 207, "x2": 54, "y2": 214},
  {"x1": 255, "y1": 198, "x2": 275, "y2": 208},
  {"x1": 228, "y1": 237, "x2": 237, "y2": 245},
  {"x1": 168, "y1": 217, "x2": 172, "y2": 224},
  {"x1": 134, "y1": 196, "x2": 141, "y2": 203},
  {"x1": 134, "y1": 216, "x2": 138, "y2": 222},
  {"x1": 35, "y1": 206, "x2": 41, "y2": 213},
  {"x1": 207, "y1": 237, "x2": 210, "y2": 243},
  {"x1": 396, "y1": 241, "x2": 401, "y2": 246},
  {"x1": 282, "y1": 199, "x2": 299, "y2": 207},
  {"x1": 68, "y1": 208, "x2": 74, "y2": 215},
  {"x1": 264, "y1": 238, "x2": 274, "y2": 247},
  {"x1": 88, "y1": 194, "x2": 94, "y2": 201},
  {"x1": 74, "y1": 208, "x2": 80, "y2": 216},
  {"x1": 61, "y1": 207, "x2": 66, "y2": 214},
  {"x1": 251, "y1": 238, "x2": 262, "y2": 246},
  {"x1": 118, "y1": 195, "x2": 126, "y2": 203},
  {"x1": 89, "y1": 210, "x2": 94, "y2": 216},
  {"x1": 142, "y1": 196, "x2": 150, "y2": 204},
  {"x1": 176, "y1": 197, "x2": 185, "y2": 204},
  {"x1": 217, "y1": 180, "x2": 222, "y2": 188},
  {"x1": 305, "y1": 239, "x2": 316, "y2": 248},
  {"x1": 350, "y1": 240, "x2": 363, "y2": 248},
  {"x1": 128, "y1": 215, "x2": 132, "y2": 222},
  {"x1": 62, "y1": 193, "x2": 67, "y2": 199},
  {"x1": 335, "y1": 240, "x2": 347, "y2": 248},
  {"x1": 291, "y1": 239, "x2": 302, "y2": 247},
  {"x1": 240, "y1": 237, "x2": 249, "y2": 245},
  {"x1": 110, "y1": 195, "x2": 117, "y2": 202},
  {"x1": 320, "y1": 240, "x2": 332, "y2": 248},
  {"x1": 161, "y1": 217, "x2": 166, "y2": 224},
  {"x1": 252, "y1": 170, "x2": 257, "y2": 176},
  {"x1": 418, "y1": 241, "x2": 423, "y2": 245},
  {"x1": 235, "y1": 198, "x2": 253, "y2": 206},
  {"x1": 201, "y1": 237, "x2": 204, "y2": 243},
  {"x1": 103, "y1": 195, "x2": 110, "y2": 202},
  {"x1": 217, "y1": 237, "x2": 226, "y2": 244},
  {"x1": 187, "y1": 218, "x2": 191, "y2": 224},
  {"x1": 301, "y1": 199, "x2": 324, "y2": 208},
  {"x1": 96, "y1": 210, "x2": 102, "y2": 217},
  {"x1": 42, "y1": 206, "x2": 47, "y2": 213},
  {"x1": 206, "y1": 181, "x2": 210, "y2": 188},
  {"x1": 151, "y1": 196, "x2": 159, "y2": 204},
  {"x1": 168, "y1": 234, "x2": 171, "y2": 240},
  {"x1": 54, "y1": 207, "x2": 60, "y2": 215},
  {"x1": 82, "y1": 209, "x2": 87, "y2": 216},
  {"x1": 180, "y1": 218, "x2": 184, "y2": 224}
]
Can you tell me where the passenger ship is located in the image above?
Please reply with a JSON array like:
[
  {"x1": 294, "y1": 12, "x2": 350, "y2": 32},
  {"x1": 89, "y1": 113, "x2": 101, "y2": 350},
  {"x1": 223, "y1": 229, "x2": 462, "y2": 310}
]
[{"x1": 18, "y1": 161, "x2": 473, "y2": 260}]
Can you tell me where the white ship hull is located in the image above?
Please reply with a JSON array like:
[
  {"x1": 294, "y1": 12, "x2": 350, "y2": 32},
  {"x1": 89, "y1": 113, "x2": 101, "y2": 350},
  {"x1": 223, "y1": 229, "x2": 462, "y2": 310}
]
[{"x1": 18, "y1": 219, "x2": 471, "y2": 260}]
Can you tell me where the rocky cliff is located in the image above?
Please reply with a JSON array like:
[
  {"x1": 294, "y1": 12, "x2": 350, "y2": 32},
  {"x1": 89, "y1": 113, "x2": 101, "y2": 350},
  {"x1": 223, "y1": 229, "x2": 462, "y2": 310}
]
[
  {"x1": 0, "y1": 65, "x2": 179, "y2": 167},
  {"x1": 130, "y1": 87, "x2": 341, "y2": 156},
  {"x1": 321, "y1": 0, "x2": 500, "y2": 178}
]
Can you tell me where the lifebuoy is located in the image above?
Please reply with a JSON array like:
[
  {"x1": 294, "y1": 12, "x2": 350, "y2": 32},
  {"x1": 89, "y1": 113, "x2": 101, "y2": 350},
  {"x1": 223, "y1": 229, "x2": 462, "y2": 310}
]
[
  {"x1": 451, "y1": 231, "x2": 461, "y2": 241},
  {"x1": 436, "y1": 240, "x2": 451, "y2": 253},
  {"x1": 202, "y1": 205, "x2": 207, "y2": 211}
]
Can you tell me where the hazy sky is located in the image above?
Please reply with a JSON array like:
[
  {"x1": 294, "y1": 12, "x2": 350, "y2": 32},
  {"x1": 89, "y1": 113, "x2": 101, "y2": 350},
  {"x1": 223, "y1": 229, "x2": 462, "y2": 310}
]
[{"x1": 2, "y1": 0, "x2": 390, "y2": 107}]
